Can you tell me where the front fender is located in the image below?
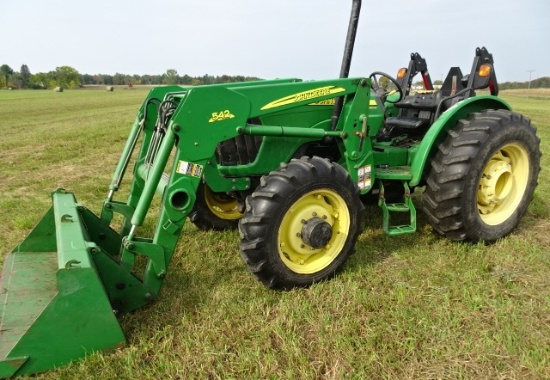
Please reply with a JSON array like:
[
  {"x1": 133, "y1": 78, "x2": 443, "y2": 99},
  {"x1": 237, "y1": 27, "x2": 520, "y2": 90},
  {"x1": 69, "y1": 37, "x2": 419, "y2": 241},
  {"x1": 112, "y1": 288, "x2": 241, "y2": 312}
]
[{"x1": 409, "y1": 95, "x2": 511, "y2": 186}]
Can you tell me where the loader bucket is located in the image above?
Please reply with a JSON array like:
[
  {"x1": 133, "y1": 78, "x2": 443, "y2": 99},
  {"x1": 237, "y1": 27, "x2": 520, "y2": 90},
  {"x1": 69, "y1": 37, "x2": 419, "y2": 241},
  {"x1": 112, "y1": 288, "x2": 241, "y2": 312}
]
[{"x1": 0, "y1": 190, "x2": 125, "y2": 378}]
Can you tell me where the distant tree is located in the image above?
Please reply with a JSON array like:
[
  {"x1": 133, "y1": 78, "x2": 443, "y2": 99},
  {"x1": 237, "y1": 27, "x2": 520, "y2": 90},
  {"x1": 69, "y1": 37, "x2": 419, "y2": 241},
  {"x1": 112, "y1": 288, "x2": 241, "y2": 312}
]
[
  {"x1": 113, "y1": 72, "x2": 126, "y2": 85},
  {"x1": 20, "y1": 64, "x2": 31, "y2": 88},
  {"x1": 55, "y1": 66, "x2": 80, "y2": 88},
  {"x1": 202, "y1": 74, "x2": 215, "y2": 85},
  {"x1": 79, "y1": 73, "x2": 95, "y2": 85},
  {"x1": 163, "y1": 69, "x2": 179, "y2": 85},
  {"x1": 105, "y1": 75, "x2": 114, "y2": 85},
  {"x1": 7, "y1": 67, "x2": 262, "y2": 89},
  {"x1": 29, "y1": 72, "x2": 48, "y2": 89},
  {"x1": 0, "y1": 64, "x2": 14, "y2": 88},
  {"x1": 181, "y1": 74, "x2": 192, "y2": 85}
]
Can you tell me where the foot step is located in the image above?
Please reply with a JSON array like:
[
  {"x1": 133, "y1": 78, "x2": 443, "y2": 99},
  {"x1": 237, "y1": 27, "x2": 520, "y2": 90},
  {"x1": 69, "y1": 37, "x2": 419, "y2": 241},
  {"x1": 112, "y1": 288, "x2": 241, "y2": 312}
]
[{"x1": 378, "y1": 181, "x2": 416, "y2": 236}]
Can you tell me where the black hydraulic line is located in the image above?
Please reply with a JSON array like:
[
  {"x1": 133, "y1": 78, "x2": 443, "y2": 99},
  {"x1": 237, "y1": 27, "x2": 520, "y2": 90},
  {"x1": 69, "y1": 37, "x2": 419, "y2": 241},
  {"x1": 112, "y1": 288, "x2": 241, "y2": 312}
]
[
  {"x1": 142, "y1": 97, "x2": 161, "y2": 124},
  {"x1": 330, "y1": 0, "x2": 362, "y2": 131},
  {"x1": 145, "y1": 100, "x2": 177, "y2": 166}
]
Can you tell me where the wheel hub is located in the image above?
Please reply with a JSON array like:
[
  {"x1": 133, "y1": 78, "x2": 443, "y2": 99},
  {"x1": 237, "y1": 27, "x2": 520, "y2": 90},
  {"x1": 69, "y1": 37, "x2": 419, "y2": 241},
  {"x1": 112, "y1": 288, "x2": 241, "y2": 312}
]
[
  {"x1": 301, "y1": 217, "x2": 333, "y2": 249},
  {"x1": 478, "y1": 158, "x2": 513, "y2": 213}
]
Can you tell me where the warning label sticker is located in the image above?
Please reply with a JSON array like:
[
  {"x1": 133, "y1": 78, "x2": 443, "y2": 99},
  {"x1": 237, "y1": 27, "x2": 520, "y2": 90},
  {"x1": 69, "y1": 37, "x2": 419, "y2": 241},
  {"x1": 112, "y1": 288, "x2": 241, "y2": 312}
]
[
  {"x1": 357, "y1": 164, "x2": 372, "y2": 190},
  {"x1": 176, "y1": 161, "x2": 203, "y2": 178}
]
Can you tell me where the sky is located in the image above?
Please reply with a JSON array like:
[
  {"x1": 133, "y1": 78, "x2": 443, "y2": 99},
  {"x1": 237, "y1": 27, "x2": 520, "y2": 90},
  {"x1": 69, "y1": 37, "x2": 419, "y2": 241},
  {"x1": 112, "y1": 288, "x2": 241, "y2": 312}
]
[{"x1": 1, "y1": 0, "x2": 549, "y2": 83}]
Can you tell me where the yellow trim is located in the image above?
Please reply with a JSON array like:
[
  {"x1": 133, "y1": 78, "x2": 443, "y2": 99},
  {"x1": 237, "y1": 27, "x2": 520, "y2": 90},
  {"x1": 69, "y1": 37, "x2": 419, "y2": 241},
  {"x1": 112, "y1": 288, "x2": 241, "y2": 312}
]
[
  {"x1": 278, "y1": 189, "x2": 350, "y2": 274},
  {"x1": 261, "y1": 86, "x2": 345, "y2": 110},
  {"x1": 477, "y1": 143, "x2": 530, "y2": 225},
  {"x1": 309, "y1": 98, "x2": 336, "y2": 106}
]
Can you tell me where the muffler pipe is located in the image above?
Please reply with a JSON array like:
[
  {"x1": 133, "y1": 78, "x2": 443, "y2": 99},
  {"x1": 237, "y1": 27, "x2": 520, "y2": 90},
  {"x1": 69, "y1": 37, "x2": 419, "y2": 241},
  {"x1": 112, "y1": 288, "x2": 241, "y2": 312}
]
[{"x1": 330, "y1": 0, "x2": 362, "y2": 131}]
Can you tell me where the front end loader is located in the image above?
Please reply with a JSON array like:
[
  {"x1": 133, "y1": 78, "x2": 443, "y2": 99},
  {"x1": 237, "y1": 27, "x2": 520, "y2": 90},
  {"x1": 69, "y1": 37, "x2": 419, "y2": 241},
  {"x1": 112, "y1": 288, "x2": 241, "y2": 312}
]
[{"x1": 0, "y1": 0, "x2": 541, "y2": 377}]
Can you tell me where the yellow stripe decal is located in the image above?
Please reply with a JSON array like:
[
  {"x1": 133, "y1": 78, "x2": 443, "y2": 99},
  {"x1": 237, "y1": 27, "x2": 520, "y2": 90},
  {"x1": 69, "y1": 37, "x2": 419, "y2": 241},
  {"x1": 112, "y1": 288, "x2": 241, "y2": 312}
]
[
  {"x1": 261, "y1": 86, "x2": 345, "y2": 110},
  {"x1": 309, "y1": 98, "x2": 336, "y2": 106}
]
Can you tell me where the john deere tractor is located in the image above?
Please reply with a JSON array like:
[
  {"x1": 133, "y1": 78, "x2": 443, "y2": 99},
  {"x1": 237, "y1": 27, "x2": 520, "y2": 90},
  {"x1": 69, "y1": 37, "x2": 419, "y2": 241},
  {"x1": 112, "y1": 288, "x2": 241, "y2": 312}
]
[{"x1": 0, "y1": 0, "x2": 540, "y2": 377}]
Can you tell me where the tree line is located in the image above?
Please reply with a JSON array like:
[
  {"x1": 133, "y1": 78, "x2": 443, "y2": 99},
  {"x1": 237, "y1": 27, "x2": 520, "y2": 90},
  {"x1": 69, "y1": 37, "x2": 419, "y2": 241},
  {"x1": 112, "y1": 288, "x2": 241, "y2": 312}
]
[
  {"x1": 1, "y1": 63, "x2": 548, "y2": 90},
  {"x1": 498, "y1": 76, "x2": 550, "y2": 90},
  {"x1": 0, "y1": 64, "x2": 261, "y2": 89}
]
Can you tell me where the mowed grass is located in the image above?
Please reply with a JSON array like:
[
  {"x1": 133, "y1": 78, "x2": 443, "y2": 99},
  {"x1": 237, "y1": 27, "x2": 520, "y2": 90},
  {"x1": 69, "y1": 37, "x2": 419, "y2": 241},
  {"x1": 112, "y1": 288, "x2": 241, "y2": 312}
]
[{"x1": 0, "y1": 88, "x2": 549, "y2": 379}]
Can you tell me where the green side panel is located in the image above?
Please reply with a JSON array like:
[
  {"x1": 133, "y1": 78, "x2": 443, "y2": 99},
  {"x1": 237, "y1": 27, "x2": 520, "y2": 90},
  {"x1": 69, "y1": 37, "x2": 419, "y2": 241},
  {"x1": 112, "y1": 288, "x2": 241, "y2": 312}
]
[{"x1": 409, "y1": 96, "x2": 511, "y2": 186}]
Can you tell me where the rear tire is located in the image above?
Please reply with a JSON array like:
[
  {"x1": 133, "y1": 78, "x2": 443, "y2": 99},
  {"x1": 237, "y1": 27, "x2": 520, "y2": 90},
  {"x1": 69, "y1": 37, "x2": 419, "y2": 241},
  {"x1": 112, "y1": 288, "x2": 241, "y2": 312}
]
[
  {"x1": 239, "y1": 156, "x2": 364, "y2": 289},
  {"x1": 423, "y1": 110, "x2": 540, "y2": 242},
  {"x1": 189, "y1": 183, "x2": 243, "y2": 231}
]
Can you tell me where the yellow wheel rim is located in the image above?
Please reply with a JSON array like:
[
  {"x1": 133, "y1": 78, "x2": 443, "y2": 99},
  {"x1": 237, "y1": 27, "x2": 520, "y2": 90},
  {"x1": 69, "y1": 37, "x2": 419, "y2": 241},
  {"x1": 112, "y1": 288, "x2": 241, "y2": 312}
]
[
  {"x1": 278, "y1": 189, "x2": 350, "y2": 274},
  {"x1": 477, "y1": 143, "x2": 529, "y2": 225},
  {"x1": 204, "y1": 186, "x2": 243, "y2": 220}
]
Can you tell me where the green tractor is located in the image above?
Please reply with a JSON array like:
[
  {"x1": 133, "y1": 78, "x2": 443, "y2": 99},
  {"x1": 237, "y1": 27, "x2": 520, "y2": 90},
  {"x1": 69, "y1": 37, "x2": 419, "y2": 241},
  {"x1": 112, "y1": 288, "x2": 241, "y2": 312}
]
[{"x1": 0, "y1": 0, "x2": 541, "y2": 377}]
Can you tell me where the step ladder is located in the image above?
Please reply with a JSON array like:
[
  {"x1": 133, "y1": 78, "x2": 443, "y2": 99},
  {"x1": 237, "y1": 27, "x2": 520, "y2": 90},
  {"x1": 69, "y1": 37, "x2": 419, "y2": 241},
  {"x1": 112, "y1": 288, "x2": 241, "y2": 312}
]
[{"x1": 378, "y1": 181, "x2": 416, "y2": 236}]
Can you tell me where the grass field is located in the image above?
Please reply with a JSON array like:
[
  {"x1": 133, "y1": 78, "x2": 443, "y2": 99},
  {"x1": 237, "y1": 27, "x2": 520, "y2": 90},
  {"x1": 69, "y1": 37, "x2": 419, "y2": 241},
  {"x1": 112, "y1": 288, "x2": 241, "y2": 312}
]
[{"x1": 0, "y1": 88, "x2": 549, "y2": 379}]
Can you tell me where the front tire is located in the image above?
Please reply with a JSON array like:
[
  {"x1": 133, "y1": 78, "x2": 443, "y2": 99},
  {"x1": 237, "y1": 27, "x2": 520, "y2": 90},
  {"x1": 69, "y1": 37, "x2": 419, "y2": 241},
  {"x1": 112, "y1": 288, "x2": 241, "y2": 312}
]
[
  {"x1": 423, "y1": 110, "x2": 540, "y2": 242},
  {"x1": 239, "y1": 156, "x2": 364, "y2": 289}
]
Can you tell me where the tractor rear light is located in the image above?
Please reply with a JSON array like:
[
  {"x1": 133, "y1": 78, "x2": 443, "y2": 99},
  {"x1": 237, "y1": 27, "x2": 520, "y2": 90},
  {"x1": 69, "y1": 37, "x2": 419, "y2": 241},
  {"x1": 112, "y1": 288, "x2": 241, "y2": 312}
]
[
  {"x1": 478, "y1": 64, "x2": 491, "y2": 77},
  {"x1": 397, "y1": 68, "x2": 407, "y2": 78}
]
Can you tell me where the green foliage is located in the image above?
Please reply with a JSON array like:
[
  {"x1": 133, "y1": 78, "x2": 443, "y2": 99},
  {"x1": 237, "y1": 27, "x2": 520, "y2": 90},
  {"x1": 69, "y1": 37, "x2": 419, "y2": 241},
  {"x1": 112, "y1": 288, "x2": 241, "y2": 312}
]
[
  {"x1": 163, "y1": 68, "x2": 179, "y2": 85},
  {"x1": 20, "y1": 64, "x2": 31, "y2": 88},
  {"x1": 499, "y1": 76, "x2": 550, "y2": 90},
  {"x1": 26, "y1": 66, "x2": 81, "y2": 89},
  {"x1": 3, "y1": 63, "x2": 261, "y2": 88},
  {"x1": 55, "y1": 65, "x2": 80, "y2": 89},
  {"x1": 0, "y1": 63, "x2": 14, "y2": 88}
]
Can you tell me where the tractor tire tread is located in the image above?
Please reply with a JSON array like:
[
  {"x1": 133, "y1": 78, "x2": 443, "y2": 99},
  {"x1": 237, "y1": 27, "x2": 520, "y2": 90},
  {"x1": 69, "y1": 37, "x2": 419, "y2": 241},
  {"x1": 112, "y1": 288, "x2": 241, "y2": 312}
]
[
  {"x1": 423, "y1": 109, "x2": 540, "y2": 242},
  {"x1": 239, "y1": 156, "x2": 363, "y2": 289}
]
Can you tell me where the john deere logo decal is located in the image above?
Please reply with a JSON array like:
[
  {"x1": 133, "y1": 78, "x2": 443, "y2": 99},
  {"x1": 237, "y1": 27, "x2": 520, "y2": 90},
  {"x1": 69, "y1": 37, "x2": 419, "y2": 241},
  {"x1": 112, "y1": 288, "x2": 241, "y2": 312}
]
[{"x1": 261, "y1": 86, "x2": 345, "y2": 110}]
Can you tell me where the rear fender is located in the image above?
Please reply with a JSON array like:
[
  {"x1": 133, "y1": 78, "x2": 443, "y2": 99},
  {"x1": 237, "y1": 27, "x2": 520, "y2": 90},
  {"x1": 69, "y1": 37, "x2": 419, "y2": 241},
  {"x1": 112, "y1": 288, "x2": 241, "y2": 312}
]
[{"x1": 409, "y1": 95, "x2": 511, "y2": 186}]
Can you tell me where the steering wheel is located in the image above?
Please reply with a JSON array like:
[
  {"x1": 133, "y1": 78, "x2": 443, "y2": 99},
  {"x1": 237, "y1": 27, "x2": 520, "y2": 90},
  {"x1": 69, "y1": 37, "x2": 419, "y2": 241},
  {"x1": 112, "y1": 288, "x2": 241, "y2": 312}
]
[{"x1": 368, "y1": 71, "x2": 404, "y2": 104}]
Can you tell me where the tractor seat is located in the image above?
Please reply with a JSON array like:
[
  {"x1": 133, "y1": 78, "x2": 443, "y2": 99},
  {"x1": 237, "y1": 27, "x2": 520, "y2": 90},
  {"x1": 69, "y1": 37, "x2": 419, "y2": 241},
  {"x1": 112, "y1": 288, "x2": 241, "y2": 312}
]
[
  {"x1": 384, "y1": 116, "x2": 430, "y2": 129},
  {"x1": 394, "y1": 91, "x2": 442, "y2": 111},
  {"x1": 377, "y1": 67, "x2": 470, "y2": 141},
  {"x1": 384, "y1": 92, "x2": 440, "y2": 131},
  {"x1": 384, "y1": 67, "x2": 467, "y2": 130}
]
